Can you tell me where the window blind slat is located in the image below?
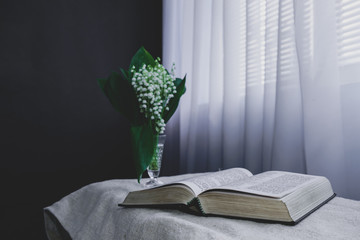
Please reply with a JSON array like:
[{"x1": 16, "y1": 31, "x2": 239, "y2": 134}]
[{"x1": 337, "y1": 0, "x2": 360, "y2": 66}]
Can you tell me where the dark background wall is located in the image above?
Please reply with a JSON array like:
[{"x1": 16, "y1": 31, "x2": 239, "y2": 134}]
[{"x1": 0, "y1": 0, "x2": 162, "y2": 238}]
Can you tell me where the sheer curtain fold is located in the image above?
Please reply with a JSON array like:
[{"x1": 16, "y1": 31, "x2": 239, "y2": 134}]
[
  {"x1": 223, "y1": 0, "x2": 246, "y2": 170},
  {"x1": 208, "y1": 0, "x2": 224, "y2": 170},
  {"x1": 271, "y1": 0, "x2": 306, "y2": 173},
  {"x1": 163, "y1": 0, "x2": 360, "y2": 199}
]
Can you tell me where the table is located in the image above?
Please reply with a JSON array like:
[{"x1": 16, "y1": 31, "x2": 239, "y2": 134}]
[{"x1": 44, "y1": 173, "x2": 360, "y2": 240}]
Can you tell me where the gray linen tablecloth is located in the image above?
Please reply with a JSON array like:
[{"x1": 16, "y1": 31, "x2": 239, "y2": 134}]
[{"x1": 44, "y1": 173, "x2": 360, "y2": 240}]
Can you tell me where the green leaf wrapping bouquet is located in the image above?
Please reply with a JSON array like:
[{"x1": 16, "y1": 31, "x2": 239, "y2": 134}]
[{"x1": 98, "y1": 47, "x2": 186, "y2": 182}]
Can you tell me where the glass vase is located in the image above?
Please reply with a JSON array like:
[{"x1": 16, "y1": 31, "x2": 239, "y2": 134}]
[{"x1": 145, "y1": 134, "x2": 166, "y2": 187}]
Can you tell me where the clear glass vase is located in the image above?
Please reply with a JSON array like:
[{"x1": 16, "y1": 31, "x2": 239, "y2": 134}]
[{"x1": 145, "y1": 134, "x2": 166, "y2": 187}]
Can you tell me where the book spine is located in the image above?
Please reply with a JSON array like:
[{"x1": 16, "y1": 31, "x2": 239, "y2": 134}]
[{"x1": 187, "y1": 197, "x2": 205, "y2": 215}]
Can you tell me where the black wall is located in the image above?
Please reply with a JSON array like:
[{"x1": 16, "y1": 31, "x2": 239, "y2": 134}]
[{"x1": 0, "y1": 0, "x2": 162, "y2": 238}]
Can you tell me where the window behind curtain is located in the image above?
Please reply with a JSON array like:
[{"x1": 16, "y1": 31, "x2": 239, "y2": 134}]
[
  {"x1": 336, "y1": 0, "x2": 360, "y2": 84},
  {"x1": 336, "y1": 0, "x2": 360, "y2": 66}
]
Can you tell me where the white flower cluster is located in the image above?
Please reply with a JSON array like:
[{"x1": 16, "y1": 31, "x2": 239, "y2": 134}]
[{"x1": 131, "y1": 58, "x2": 177, "y2": 134}]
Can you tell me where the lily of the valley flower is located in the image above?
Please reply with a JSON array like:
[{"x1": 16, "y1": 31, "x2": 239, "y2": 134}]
[{"x1": 131, "y1": 58, "x2": 177, "y2": 134}]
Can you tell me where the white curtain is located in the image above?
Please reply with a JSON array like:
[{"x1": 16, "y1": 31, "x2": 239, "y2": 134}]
[{"x1": 163, "y1": 0, "x2": 360, "y2": 200}]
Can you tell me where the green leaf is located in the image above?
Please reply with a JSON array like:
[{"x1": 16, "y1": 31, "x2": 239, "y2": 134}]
[
  {"x1": 120, "y1": 68, "x2": 131, "y2": 84},
  {"x1": 130, "y1": 124, "x2": 158, "y2": 182},
  {"x1": 97, "y1": 72, "x2": 144, "y2": 125},
  {"x1": 163, "y1": 75, "x2": 186, "y2": 123},
  {"x1": 129, "y1": 46, "x2": 156, "y2": 72},
  {"x1": 97, "y1": 78, "x2": 107, "y2": 93},
  {"x1": 173, "y1": 76, "x2": 184, "y2": 88}
]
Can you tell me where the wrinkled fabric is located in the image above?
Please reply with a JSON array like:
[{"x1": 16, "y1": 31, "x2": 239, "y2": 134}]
[{"x1": 44, "y1": 174, "x2": 360, "y2": 240}]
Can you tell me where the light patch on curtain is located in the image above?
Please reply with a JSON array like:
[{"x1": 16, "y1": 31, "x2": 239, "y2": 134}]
[
  {"x1": 298, "y1": 0, "x2": 314, "y2": 72},
  {"x1": 264, "y1": 0, "x2": 279, "y2": 85},
  {"x1": 278, "y1": 0, "x2": 298, "y2": 81},
  {"x1": 336, "y1": 0, "x2": 360, "y2": 84},
  {"x1": 336, "y1": 0, "x2": 360, "y2": 65},
  {"x1": 246, "y1": 0, "x2": 265, "y2": 88}
]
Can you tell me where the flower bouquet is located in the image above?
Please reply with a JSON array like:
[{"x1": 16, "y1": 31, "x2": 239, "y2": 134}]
[{"x1": 98, "y1": 47, "x2": 186, "y2": 182}]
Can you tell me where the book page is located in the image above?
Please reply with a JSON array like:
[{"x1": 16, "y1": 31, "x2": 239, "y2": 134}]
[
  {"x1": 217, "y1": 171, "x2": 318, "y2": 198},
  {"x1": 179, "y1": 168, "x2": 253, "y2": 196}
]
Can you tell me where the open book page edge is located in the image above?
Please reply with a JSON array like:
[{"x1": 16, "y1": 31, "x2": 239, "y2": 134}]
[
  {"x1": 204, "y1": 212, "x2": 297, "y2": 225},
  {"x1": 120, "y1": 183, "x2": 195, "y2": 206},
  {"x1": 293, "y1": 193, "x2": 336, "y2": 223}
]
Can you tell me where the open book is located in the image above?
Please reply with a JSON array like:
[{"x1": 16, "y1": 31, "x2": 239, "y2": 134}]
[{"x1": 120, "y1": 168, "x2": 335, "y2": 224}]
